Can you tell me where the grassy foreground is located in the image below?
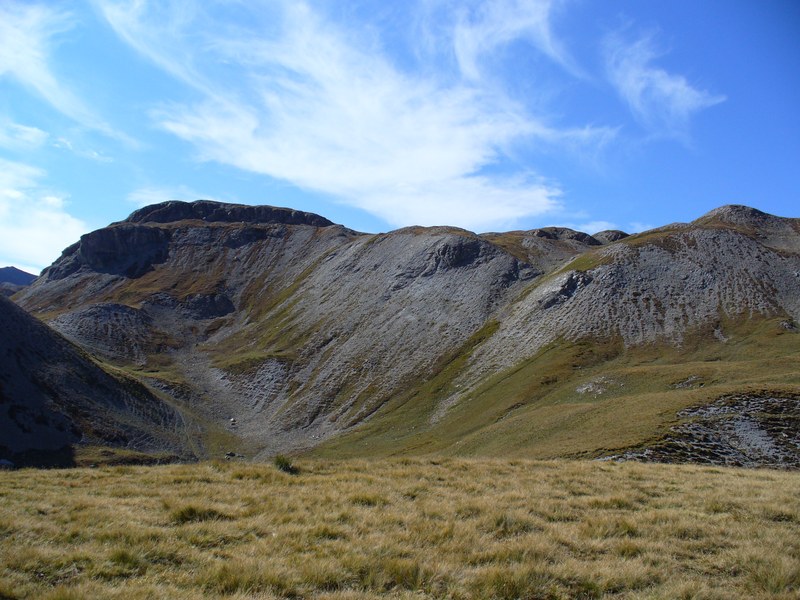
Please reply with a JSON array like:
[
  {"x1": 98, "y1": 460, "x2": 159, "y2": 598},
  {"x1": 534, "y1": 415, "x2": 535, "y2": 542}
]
[{"x1": 1, "y1": 459, "x2": 798, "y2": 599}]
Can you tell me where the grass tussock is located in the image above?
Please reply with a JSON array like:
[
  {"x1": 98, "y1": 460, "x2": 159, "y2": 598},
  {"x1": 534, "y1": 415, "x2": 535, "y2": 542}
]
[
  {"x1": 273, "y1": 454, "x2": 300, "y2": 475},
  {"x1": 169, "y1": 505, "x2": 231, "y2": 525},
  {"x1": 0, "y1": 459, "x2": 798, "y2": 599}
]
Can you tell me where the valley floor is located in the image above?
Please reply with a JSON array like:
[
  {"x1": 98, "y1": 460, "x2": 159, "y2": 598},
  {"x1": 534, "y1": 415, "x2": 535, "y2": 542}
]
[{"x1": 0, "y1": 459, "x2": 798, "y2": 599}]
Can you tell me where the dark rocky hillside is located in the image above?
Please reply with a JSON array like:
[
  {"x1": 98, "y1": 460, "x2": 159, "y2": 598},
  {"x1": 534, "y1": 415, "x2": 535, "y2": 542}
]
[
  {"x1": 0, "y1": 295, "x2": 194, "y2": 466},
  {"x1": 12, "y1": 201, "x2": 800, "y2": 464}
]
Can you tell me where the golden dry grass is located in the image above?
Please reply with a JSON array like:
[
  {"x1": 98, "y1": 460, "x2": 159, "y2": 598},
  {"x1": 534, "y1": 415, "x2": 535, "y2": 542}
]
[{"x1": 1, "y1": 459, "x2": 798, "y2": 599}]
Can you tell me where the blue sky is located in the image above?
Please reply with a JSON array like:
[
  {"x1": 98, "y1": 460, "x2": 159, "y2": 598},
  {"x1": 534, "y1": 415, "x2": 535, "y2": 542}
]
[{"x1": 0, "y1": 1, "x2": 798, "y2": 274}]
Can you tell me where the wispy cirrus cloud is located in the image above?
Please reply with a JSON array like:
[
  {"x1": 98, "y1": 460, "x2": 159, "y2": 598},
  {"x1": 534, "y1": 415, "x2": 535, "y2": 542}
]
[
  {"x1": 0, "y1": 2, "x2": 130, "y2": 142},
  {"x1": 93, "y1": 0, "x2": 211, "y2": 94},
  {"x1": 96, "y1": 0, "x2": 617, "y2": 231},
  {"x1": 0, "y1": 158, "x2": 89, "y2": 273},
  {"x1": 628, "y1": 221, "x2": 655, "y2": 233},
  {"x1": 52, "y1": 137, "x2": 113, "y2": 163},
  {"x1": 603, "y1": 29, "x2": 725, "y2": 141},
  {"x1": 452, "y1": 0, "x2": 580, "y2": 80},
  {"x1": 0, "y1": 120, "x2": 48, "y2": 150}
]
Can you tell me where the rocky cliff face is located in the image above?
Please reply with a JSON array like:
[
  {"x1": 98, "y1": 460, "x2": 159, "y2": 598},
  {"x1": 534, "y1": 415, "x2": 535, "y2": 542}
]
[{"x1": 13, "y1": 201, "x2": 800, "y2": 461}]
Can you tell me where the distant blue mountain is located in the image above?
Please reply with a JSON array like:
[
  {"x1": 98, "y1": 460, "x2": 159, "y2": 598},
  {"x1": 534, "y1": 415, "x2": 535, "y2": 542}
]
[{"x1": 0, "y1": 267, "x2": 37, "y2": 286}]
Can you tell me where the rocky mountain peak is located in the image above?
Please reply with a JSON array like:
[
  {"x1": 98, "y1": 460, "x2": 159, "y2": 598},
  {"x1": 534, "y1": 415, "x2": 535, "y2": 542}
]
[
  {"x1": 697, "y1": 204, "x2": 774, "y2": 227},
  {"x1": 527, "y1": 227, "x2": 601, "y2": 245},
  {"x1": 693, "y1": 205, "x2": 799, "y2": 253},
  {"x1": 124, "y1": 200, "x2": 336, "y2": 228},
  {"x1": 592, "y1": 230, "x2": 630, "y2": 244}
]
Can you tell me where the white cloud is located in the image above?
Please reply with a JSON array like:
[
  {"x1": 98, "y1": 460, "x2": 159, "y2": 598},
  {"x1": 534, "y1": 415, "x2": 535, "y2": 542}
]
[
  {"x1": 53, "y1": 137, "x2": 113, "y2": 162},
  {"x1": 97, "y1": 0, "x2": 619, "y2": 231},
  {"x1": 628, "y1": 221, "x2": 655, "y2": 233},
  {"x1": 0, "y1": 159, "x2": 42, "y2": 193},
  {"x1": 0, "y1": 158, "x2": 89, "y2": 273},
  {"x1": 580, "y1": 220, "x2": 618, "y2": 234},
  {"x1": 0, "y1": 120, "x2": 48, "y2": 150},
  {"x1": 551, "y1": 219, "x2": 618, "y2": 234},
  {"x1": 0, "y1": 2, "x2": 130, "y2": 141},
  {"x1": 94, "y1": 0, "x2": 211, "y2": 94},
  {"x1": 127, "y1": 185, "x2": 217, "y2": 208},
  {"x1": 604, "y1": 30, "x2": 725, "y2": 140},
  {"x1": 452, "y1": 0, "x2": 580, "y2": 80}
]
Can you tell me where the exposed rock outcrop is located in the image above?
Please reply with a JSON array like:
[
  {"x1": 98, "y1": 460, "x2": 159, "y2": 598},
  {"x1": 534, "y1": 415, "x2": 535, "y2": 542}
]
[
  {"x1": 593, "y1": 230, "x2": 629, "y2": 244},
  {"x1": 607, "y1": 394, "x2": 800, "y2": 469},
  {"x1": 0, "y1": 283, "x2": 23, "y2": 298},
  {"x1": 462, "y1": 221, "x2": 800, "y2": 389},
  {"x1": 481, "y1": 226, "x2": 601, "y2": 272},
  {"x1": 126, "y1": 199, "x2": 335, "y2": 227}
]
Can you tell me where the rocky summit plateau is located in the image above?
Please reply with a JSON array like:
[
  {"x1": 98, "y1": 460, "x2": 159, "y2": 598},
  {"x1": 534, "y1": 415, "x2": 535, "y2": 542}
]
[{"x1": 3, "y1": 201, "x2": 799, "y2": 467}]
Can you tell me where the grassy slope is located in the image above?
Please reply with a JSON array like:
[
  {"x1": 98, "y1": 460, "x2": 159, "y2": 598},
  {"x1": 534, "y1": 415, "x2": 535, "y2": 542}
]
[
  {"x1": 1, "y1": 459, "x2": 798, "y2": 599},
  {"x1": 313, "y1": 316, "x2": 800, "y2": 459}
]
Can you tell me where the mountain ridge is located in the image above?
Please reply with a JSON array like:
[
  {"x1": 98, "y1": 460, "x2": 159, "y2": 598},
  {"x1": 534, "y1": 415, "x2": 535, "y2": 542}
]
[{"x1": 10, "y1": 200, "x2": 800, "y2": 464}]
